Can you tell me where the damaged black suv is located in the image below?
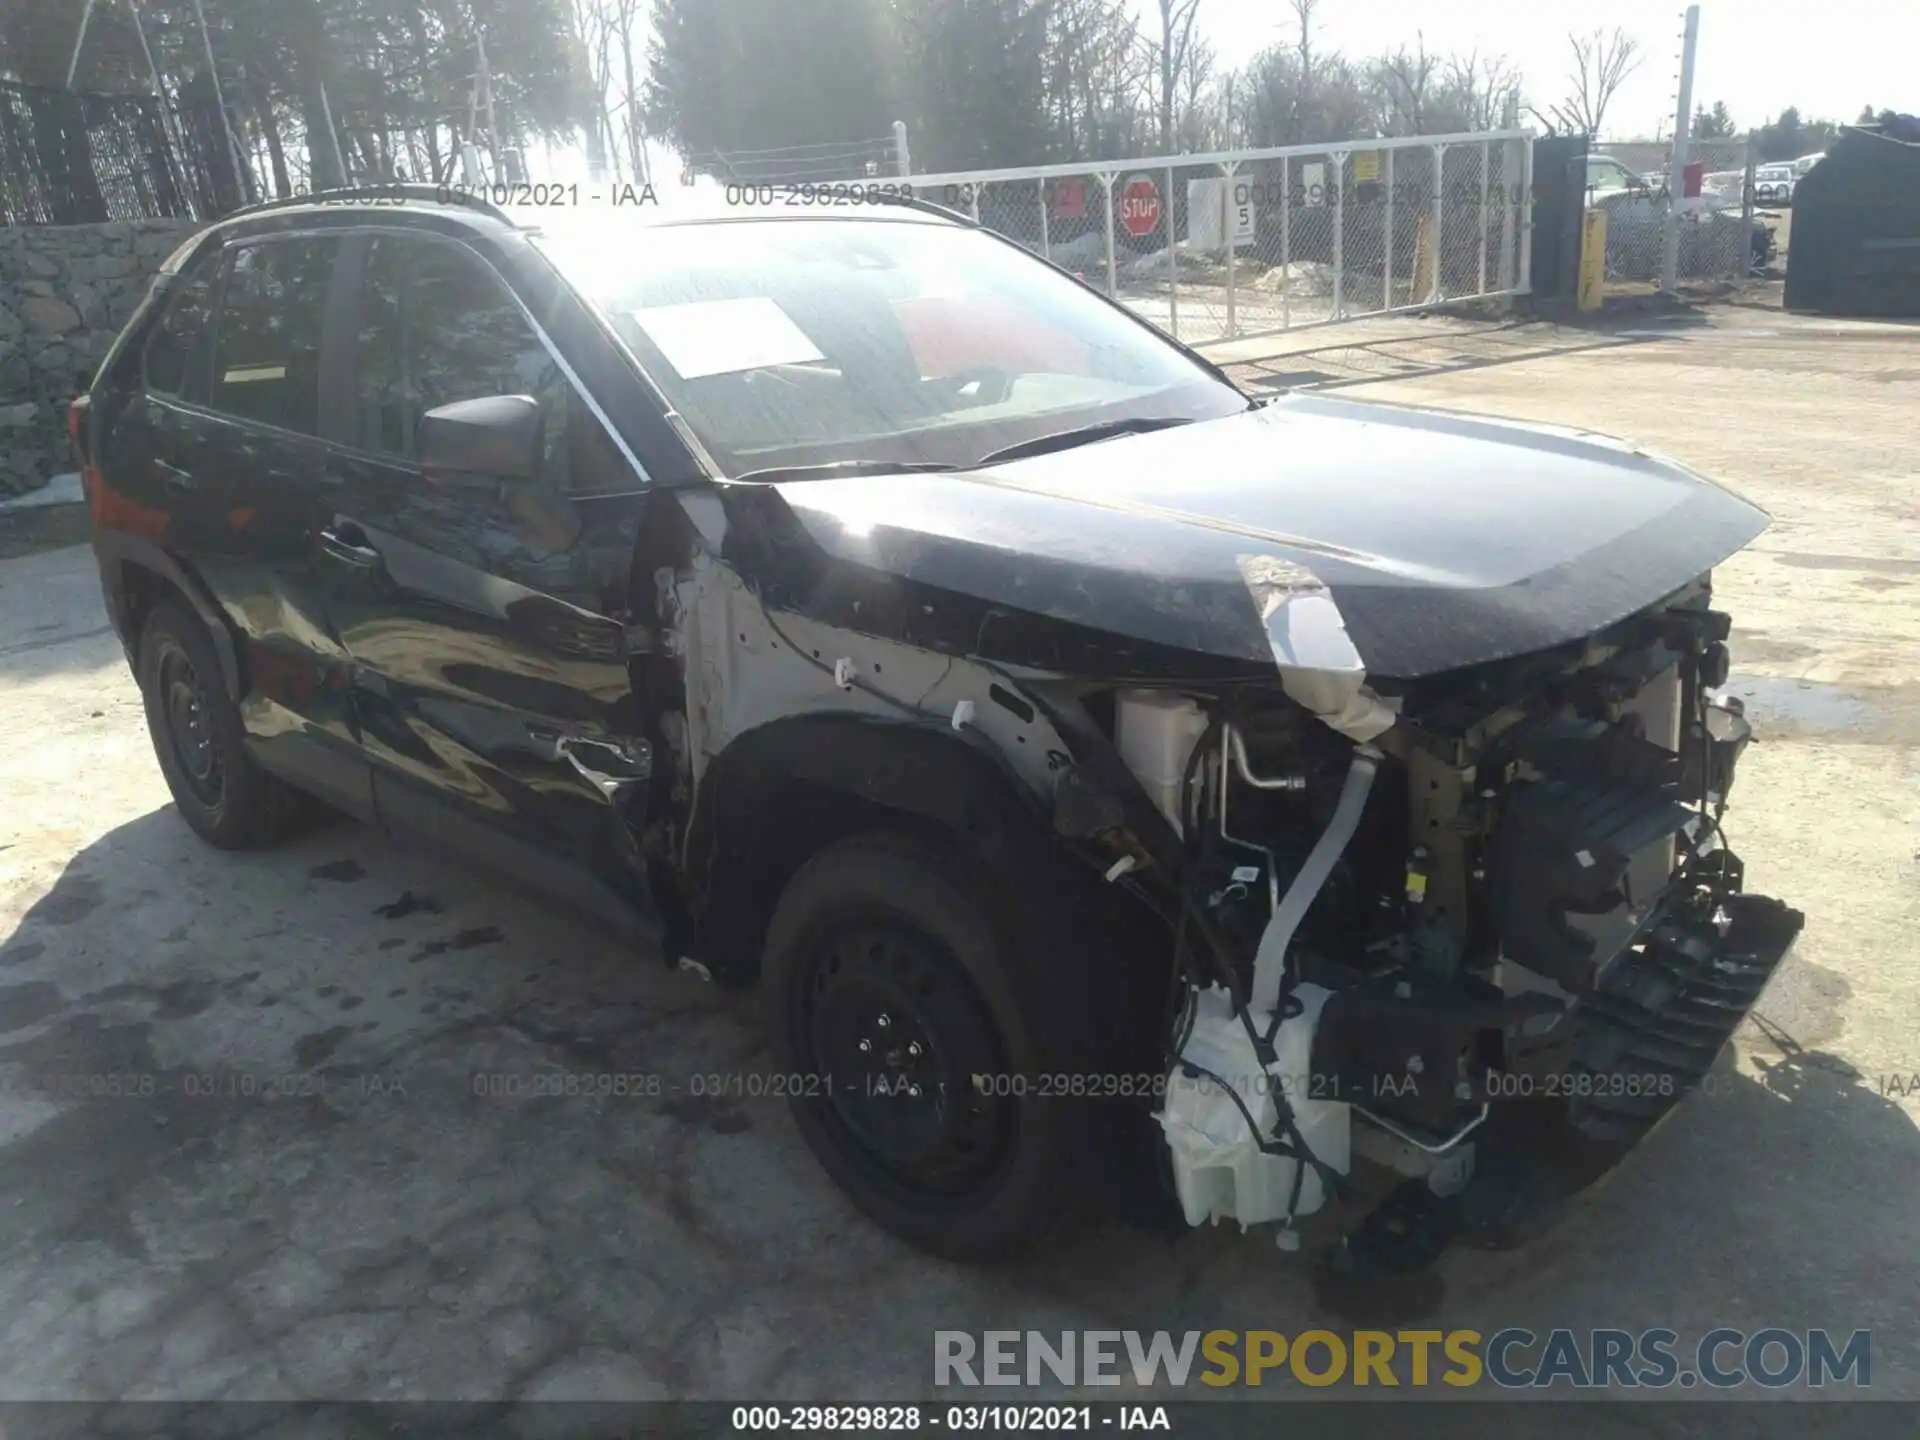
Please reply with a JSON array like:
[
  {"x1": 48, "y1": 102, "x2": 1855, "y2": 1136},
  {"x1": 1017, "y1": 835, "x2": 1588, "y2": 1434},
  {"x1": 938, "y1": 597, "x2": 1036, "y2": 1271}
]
[{"x1": 75, "y1": 186, "x2": 1801, "y2": 1264}]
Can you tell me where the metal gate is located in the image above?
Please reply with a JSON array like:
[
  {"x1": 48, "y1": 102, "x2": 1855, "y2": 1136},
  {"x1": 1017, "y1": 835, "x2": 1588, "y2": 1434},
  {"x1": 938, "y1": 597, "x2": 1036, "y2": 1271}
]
[{"x1": 904, "y1": 130, "x2": 1534, "y2": 345}]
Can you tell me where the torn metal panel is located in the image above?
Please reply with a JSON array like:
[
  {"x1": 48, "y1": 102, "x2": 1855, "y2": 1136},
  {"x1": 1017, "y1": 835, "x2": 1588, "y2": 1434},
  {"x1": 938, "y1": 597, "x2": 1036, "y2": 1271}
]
[
  {"x1": 674, "y1": 490, "x2": 730, "y2": 551},
  {"x1": 667, "y1": 548, "x2": 1069, "y2": 800},
  {"x1": 1236, "y1": 554, "x2": 1395, "y2": 743}
]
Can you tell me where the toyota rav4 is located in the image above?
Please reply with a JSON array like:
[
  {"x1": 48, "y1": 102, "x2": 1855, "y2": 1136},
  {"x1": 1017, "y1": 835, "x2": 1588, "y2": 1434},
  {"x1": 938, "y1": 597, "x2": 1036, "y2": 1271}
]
[{"x1": 73, "y1": 186, "x2": 1802, "y2": 1266}]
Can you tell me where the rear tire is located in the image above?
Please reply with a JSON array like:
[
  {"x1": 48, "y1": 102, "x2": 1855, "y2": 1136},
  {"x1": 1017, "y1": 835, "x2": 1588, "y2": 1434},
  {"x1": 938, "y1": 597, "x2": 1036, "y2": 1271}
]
[
  {"x1": 761, "y1": 832, "x2": 1085, "y2": 1261},
  {"x1": 137, "y1": 601, "x2": 319, "y2": 849}
]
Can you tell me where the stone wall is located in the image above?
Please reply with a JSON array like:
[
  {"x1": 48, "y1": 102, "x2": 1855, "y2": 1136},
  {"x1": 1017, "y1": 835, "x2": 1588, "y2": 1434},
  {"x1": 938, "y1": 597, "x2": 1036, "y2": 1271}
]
[{"x1": 0, "y1": 219, "x2": 199, "y2": 498}]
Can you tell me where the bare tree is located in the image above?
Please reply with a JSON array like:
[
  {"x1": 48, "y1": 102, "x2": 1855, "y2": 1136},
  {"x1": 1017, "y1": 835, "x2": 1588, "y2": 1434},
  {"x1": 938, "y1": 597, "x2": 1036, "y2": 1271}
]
[
  {"x1": 1440, "y1": 49, "x2": 1522, "y2": 132},
  {"x1": 1291, "y1": 0, "x2": 1318, "y2": 90},
  {"x1": 1198, "y1": 66, "x2": 1243, "y2": 147},
  {"x1": 614, "y1": 0, "x2": 647, "y2": 183},
  {"x1": 1176, "y1": 34, "x2": 1217, "y2": 149},
  {"x1": 1371, "y1": 34, "x2": 1437, "y2": 135},
  {"x1": 1282, "y1": 0, "x2": 1342, "y2": 142},
  {"x1": 1039, "y1": 0, "x2": 1151, "y2": 157},
  {"x1": 570, "y1": 0, "x2": 619, "y2": 178},
  {"x1": 1149, "y1": 0, "x2": 1204, "y2": 152},
  {"x1": 1535, "y1": 27, "x2": 1642, "y2": 137},
  {"x1": 571, "y1": 0, "x2": 649, "y2": 183}
]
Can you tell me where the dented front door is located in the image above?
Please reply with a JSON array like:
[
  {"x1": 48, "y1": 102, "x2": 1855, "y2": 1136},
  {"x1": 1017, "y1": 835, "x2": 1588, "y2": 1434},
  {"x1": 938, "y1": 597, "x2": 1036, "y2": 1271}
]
[{"x1": 318, "y1": 230, "x2": 658, "y2": 934}]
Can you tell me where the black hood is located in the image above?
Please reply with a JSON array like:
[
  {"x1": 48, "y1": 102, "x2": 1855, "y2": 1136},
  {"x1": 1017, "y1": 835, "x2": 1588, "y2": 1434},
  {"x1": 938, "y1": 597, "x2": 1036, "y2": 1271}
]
[{"x1": 738, "y1": 393, "x2": 1770, "y2": 680}]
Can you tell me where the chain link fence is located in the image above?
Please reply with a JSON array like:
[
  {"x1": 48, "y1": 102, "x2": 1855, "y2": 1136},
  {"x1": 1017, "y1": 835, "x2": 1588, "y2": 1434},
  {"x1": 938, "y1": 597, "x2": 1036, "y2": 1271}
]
[
  {"x1": 1590, "y1": 138, "x2": 1760, "y2": 289},
  {"x1": 910, "y1": 131, "x2": 1531, "y2": 346}
]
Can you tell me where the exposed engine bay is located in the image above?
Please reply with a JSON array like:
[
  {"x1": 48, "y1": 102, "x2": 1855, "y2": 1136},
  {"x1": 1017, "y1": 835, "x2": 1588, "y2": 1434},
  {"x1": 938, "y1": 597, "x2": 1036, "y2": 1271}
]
[
  {"x1": 1059, "y1": 578, "x2": 1805, "y2": 1254},
  {"x1": 657, "y1": 395, "x2": 1806, "y2": 1264}
]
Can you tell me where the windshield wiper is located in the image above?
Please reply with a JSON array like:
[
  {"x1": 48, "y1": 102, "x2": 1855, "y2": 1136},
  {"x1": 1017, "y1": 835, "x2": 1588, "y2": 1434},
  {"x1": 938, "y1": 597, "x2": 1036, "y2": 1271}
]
[
  {"x1": 970, "y1": 415, "x2": 1197, "y2": 467},
  {"x1": 729, "y1": 458, "x2": 961, "y2": 484}
]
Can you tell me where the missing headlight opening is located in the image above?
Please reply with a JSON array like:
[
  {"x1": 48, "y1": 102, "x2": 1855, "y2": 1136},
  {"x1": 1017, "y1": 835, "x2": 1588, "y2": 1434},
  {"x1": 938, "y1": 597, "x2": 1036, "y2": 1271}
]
[
  {"x1": 664, "y1": 498, "x2": 1801, "y2": 1271},
  {"x1": 651, "y1": 438, "x2": 1806, "y2": 1269},
  {"x1": 1097, "y1": 582, "x2": 1802, "y2": 1267}
]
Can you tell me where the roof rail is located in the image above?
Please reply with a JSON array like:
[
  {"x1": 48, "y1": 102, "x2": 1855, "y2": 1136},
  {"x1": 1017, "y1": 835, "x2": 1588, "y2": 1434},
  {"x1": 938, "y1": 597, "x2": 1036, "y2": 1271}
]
[
  {"x1": 857, "y1": 187, "x2": 977, "y2": 227},
  {"x1": 217, "y1": 182, "x2": 516, "y2": 227}
]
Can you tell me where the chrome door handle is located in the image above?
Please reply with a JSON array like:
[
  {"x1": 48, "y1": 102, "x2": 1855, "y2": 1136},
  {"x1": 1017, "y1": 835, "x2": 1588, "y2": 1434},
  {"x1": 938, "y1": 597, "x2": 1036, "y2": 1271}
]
[
  {"x1": 317, "y1": 528, "x2": 382, "y2": 569},
  {"x1": 558, "y1": 740, "x2": 630, "y2": 800},
  {"x1": 527, "y1": 729, "x2": 651, "y2": 797}
]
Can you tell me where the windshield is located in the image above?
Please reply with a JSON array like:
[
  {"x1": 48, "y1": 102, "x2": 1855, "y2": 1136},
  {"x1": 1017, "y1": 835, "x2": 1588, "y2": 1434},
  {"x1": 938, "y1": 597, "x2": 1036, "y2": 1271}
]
[
  {"x1": 533, "y1": 216, "x2": 1248, "y2": 477},
  {"x1": 1587, "y1": 158, "x2": 1640, "y2": 189}
]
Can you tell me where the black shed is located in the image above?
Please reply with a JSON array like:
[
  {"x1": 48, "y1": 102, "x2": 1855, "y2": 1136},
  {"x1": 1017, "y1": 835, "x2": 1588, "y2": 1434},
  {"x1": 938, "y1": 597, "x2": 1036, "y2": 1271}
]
[{"x1": 1784, "y1": 117, "x2": 1920, "y2": 318}]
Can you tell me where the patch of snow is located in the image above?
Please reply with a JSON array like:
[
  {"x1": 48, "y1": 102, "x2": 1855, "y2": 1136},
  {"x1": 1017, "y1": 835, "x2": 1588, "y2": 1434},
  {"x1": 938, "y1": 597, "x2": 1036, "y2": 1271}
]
[{"x1": 0, "y1": 472, "x2": 84, "y2": 511}]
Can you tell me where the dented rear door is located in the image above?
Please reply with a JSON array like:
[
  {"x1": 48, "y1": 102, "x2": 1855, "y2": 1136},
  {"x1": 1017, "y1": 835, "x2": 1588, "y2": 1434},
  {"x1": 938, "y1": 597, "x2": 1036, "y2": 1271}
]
[{"x1": 155, "y1": 233, "x2": 372, "y2": 817}]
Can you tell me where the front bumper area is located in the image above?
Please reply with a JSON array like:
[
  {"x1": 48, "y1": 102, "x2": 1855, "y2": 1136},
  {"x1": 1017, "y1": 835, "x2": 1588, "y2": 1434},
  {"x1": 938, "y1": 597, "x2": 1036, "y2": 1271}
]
[
  {"x1": 1339, "y1": 888, "x2": 1804, "y2": 1270},
  {"x1": 1564, "y1": 890, "x2": 1804, "y2": 1148}
]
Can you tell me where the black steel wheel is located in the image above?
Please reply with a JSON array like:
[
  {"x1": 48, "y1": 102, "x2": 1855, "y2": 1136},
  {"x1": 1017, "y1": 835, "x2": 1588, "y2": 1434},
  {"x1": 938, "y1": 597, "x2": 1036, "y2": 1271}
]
[
  {"x1": 762, "y1": 832, "x2": 1083, "y2": 1260},
  {"x1": 805, "y1": 920, "x2": 1015, "y2": 1195},
  {"x1": 153, "y1": 634, "x2": 223, "y2": 807},
  {"x1": 137, "y1": 601, "x2": 319, "y2": 849}
]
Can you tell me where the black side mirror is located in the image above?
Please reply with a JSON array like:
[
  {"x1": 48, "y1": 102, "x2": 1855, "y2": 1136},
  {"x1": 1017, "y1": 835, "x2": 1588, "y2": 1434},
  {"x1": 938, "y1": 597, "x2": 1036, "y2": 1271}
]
[{"x1": 417, "y1": 394, "x2": 542, "y2": 485}]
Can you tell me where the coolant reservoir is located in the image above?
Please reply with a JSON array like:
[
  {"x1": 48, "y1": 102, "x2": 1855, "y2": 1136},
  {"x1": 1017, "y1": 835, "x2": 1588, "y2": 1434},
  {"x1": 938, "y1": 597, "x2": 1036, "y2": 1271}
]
[
  {"x1": 1114, "y1": 691, "x2": 1209, "y2": 836},
  {"x1": 1158, "y1": 984, "x2": 1351, "y2": 1231}
]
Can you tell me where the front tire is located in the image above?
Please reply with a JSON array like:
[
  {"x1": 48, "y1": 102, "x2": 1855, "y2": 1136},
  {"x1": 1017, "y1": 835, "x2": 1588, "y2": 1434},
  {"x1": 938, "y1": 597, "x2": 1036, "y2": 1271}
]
[
  {"x1": 137, "y1": 601, "x2": 317, "y2": 849},
  {"x1": 761, "y1": 832, "x2": 1085, "y2": 1261}
]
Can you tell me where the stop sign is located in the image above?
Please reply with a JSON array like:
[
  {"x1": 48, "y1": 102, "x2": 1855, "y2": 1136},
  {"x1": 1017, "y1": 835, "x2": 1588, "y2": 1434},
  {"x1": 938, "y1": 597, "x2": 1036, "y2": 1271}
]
[{"x1": 1119, "y1": 174, "x2": 1161, "y2": 238}]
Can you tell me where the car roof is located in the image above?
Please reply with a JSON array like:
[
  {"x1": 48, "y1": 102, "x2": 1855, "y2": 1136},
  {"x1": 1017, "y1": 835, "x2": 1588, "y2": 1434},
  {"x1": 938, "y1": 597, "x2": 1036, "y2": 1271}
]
[
  {"x1": 511, "y1": 184, "x2": 968, "y2": 235},
  {"x1": 202, "y1": 182, "x2": 964, "y2": 246}
]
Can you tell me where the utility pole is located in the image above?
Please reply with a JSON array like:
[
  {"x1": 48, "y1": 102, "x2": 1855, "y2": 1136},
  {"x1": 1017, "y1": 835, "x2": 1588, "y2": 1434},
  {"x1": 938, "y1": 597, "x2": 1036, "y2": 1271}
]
[
  {"x1": 317, "y1": 80, "x2": 348, "y2": 185},
  {"x1": 125, "y1": 0, "x2": 190, "y2": 168},
  {"x1": 65, "y1": 0, "x2": 101, "y2": 87},
  {"x1": 190, "y1": 0, "x2": 253, "y2": 203},
  {"x1": 1660, "y1": 4, "x2": 1701, "y2": 293},
  {"x1": 479, "y1": 31, "x2": 499, "y2": 172},
  {"x1": 461, "y1": 33, "x2": 496, "y2": 186}
]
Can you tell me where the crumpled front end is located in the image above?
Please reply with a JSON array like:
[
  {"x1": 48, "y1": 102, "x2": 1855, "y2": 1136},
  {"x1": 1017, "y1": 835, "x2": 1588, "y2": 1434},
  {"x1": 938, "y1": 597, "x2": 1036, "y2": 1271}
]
[{"x1": 1120, "y1": 576, "x2": 1802, "y2": 1261}]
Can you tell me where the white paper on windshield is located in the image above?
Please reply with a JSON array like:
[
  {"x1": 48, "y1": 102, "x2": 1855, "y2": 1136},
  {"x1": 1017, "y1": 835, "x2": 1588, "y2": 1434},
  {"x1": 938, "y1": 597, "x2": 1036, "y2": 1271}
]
[{"x1": 629, "y1": 297, "x2": 825, "y2": 379}]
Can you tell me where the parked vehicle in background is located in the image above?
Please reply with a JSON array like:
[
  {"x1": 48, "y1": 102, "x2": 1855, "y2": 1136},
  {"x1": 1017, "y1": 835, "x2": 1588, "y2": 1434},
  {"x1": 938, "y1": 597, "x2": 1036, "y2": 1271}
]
[
  {"x1": 1791, "y1": 152, "x2": 1826, "y2": 177},
  {"x1": 1753, "y1": 165, "x2": 1797, "y2": 205},
  {"x1": 1585, "y1": 153, "x2": 1652, "y2": 201},
  {"x1": 1590, "y1": 181, "x2": 1774, "y2": 279}
]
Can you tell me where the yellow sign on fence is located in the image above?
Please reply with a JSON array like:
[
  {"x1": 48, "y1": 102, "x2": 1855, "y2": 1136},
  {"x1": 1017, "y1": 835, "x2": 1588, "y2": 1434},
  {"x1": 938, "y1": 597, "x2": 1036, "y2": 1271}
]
[
  {"x1": 1354, "y1": 151, "x2": 1381, "y2": 184},
  {"x1": 1578, "y1": 209, "x2": 1608, "y2": 311}
]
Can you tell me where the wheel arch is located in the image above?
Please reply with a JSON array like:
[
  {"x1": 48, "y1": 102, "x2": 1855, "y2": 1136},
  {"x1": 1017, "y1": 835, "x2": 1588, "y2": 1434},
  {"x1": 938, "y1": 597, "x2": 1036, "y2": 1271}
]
[
  {"x1": 681, "y1": 712, "x2": 1154, "y2": 990},
  {"x1": 95, "y1": 531, "x2": 243, "y2": 701}
]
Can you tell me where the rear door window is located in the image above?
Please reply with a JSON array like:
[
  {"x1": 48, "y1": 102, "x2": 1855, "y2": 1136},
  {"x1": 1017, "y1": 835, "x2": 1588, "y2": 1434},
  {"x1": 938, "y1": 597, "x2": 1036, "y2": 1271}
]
[
  {"x1": 142, "y1": 255, "x2": 220, "y2": 398},
  {"x1": 206, "y1": 238, "x2": 339, "y2": 435}
]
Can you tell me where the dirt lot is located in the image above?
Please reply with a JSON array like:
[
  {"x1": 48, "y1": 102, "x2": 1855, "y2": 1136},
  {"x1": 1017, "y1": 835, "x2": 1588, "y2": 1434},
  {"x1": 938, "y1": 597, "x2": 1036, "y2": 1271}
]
[{"x1": 0, "y1": 298, "x2": 1914, "y2": 1420}]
